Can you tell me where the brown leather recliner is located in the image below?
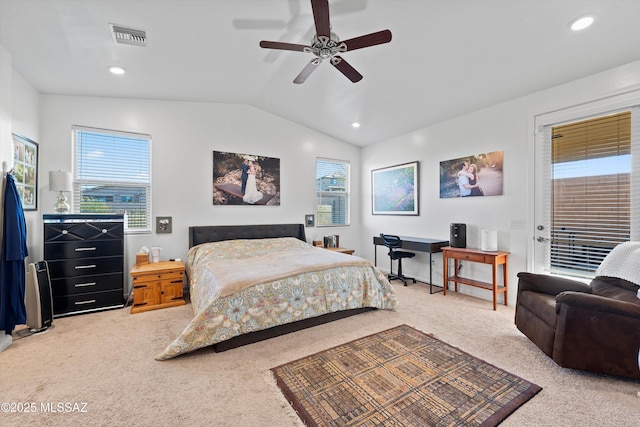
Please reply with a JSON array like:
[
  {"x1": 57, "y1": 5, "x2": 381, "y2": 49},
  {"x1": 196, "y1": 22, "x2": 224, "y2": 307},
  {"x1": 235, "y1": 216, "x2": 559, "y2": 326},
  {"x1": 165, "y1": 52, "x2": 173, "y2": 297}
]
[{"x1": 515, "y1": 272, "x2": 640, "y2": 380}]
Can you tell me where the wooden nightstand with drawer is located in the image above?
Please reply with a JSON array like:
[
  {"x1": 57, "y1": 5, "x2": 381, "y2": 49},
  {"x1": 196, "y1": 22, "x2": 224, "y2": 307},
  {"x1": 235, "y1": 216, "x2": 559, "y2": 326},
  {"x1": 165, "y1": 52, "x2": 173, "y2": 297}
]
[{"x1": 129, "y1": 260, "x2": 186, "y2": 314}]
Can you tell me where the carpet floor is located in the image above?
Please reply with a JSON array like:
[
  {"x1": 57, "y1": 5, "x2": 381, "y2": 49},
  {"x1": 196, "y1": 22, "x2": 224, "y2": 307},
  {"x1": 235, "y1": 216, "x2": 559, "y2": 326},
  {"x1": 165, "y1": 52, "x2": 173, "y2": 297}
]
[
  {"x1": 272, "y1": 324, "x2": 541, "y2": 426},
  {"x1": 0, "y1": 282, "x2": 638, "y2": 426}
]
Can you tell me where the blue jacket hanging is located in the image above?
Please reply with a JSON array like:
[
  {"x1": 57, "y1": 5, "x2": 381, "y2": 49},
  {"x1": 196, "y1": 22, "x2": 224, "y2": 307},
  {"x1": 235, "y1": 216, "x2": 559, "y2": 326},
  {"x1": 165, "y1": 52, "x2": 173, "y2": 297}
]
[{"x1": 0, "y1": 173, "x2": 28, "y2": 334}]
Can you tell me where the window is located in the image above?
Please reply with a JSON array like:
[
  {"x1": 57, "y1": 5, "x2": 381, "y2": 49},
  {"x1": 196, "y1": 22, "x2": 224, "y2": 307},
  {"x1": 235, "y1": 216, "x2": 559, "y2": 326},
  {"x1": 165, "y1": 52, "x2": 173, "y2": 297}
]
[
  {"x1": 544, "y1": 110, "x2": 639, "y2": 277},
  {"x1": 73, "y1": 126, "x2": 152, "y2": 233},
  {"x1": 316, "y1": 158, "x2": 350, "y2": 226}
]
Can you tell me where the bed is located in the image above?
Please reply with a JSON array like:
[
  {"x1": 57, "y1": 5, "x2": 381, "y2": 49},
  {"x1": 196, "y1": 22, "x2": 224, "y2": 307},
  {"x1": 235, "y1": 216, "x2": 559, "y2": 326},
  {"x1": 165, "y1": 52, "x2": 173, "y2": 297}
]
[{"x1": 156, "y1": 224, "x2": 398, "y2": 360}]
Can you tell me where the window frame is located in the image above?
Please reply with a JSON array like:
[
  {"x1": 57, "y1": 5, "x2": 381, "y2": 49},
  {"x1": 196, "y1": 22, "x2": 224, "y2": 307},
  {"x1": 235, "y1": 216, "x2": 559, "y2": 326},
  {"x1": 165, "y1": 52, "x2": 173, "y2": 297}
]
[
  {"x1": 316, "y1": 157, "x2": 350, "y2": 227},
  {"x1": 72, "y1": 125, "x2": 152, "y2": 234}
]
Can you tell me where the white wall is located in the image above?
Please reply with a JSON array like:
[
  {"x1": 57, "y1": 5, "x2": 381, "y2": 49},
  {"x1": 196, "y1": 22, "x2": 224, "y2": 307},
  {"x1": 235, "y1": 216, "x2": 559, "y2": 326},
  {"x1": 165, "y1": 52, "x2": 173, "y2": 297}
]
[
  {"x1": 361, "y1": 59, "x2": 640, "y2": 306},
  {"x1": 6, "y1": 36, "x2": 640, "y2": 308},
  {"x1": 0, "y1": 43, "x2": 42, "y2": 264},
  {"x1": 39, "y1": 95, "x2": 362, "y2": 290}
]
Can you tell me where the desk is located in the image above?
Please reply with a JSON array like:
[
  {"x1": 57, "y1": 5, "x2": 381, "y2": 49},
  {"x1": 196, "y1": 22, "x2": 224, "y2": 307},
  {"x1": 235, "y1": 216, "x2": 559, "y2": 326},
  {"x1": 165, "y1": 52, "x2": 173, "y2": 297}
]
[
  {"x1": 442, "y1": 247, "x2": 509, "y2": 311},
  {"x1": 373, "y1": 235, "x2": 449, "y2": 293}
]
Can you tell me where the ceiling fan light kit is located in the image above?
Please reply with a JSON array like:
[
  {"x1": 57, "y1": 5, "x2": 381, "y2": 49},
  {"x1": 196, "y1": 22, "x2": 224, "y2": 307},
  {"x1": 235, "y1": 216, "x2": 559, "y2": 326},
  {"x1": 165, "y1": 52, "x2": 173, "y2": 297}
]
[{"x1": 259, "y1": 0, "x2": 392, "y2": 84}]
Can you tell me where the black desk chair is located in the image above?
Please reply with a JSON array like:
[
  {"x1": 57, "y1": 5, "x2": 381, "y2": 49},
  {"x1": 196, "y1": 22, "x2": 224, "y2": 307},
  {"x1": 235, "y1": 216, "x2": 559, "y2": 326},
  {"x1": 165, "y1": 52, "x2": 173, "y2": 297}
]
[{"x1": 381, "y1": 234, "x2": 416, "y2": 286}]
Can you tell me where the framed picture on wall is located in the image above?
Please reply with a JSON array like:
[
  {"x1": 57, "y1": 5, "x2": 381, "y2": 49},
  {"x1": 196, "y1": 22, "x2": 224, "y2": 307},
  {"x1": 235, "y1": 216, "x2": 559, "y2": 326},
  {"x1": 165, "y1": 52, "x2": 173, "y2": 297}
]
[
  {"x1": 11, "y1": 133, "x2": 39, "y2": 211},
  {"x1": 156, "y1": 216, "x2": 172, "y2": 234},
  {"x1": 212, "y1": 151, "x2": 280, "y2": 206},
  {"x1": 371, "y1": 161, "x2": 419, "y2": 215},
  {"x1": 439, "y1": 150, "x2": 504, "y2": 198}
]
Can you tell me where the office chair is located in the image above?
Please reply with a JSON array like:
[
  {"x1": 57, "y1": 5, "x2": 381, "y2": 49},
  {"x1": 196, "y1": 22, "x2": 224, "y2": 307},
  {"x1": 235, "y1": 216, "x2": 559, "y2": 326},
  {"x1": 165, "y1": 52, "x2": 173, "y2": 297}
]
[{"x1": 381, "y1": 234, "x2": 416, "y2": 286}]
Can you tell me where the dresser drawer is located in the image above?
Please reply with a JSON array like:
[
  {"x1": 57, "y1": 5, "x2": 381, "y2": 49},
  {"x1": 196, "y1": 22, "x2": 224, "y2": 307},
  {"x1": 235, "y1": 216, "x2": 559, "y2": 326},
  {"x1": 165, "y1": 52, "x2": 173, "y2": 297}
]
[
  {"x1": 44, "y1": 240, "x2": 123, "y2": 260},
  {"x1": 53, "y1": 289, "x2": 124, "y2": 316},
  {"x1": 51, "y1": 272, "x2": 123, "y2": 296},
  {"x1": 132, "y1": 270, "x2": 185, "y2": 285},
  {"x1": 44, "y1": 221, "x2": 123, "y2": 243},
  {"x1": 47, "y1": 256, "x2": 124, "y2": 278}
]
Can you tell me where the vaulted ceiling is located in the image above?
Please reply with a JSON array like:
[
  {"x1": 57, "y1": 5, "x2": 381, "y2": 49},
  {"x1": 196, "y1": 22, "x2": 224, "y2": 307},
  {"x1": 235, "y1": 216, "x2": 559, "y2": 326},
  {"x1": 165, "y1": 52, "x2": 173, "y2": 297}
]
[{"x1": 2, "y1": 0, "x2": 640, "y2": 146}]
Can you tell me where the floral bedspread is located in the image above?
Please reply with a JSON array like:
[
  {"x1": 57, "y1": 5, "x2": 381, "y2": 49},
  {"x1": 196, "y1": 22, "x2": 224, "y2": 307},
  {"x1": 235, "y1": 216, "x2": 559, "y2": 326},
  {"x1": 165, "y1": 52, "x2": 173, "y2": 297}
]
[{"x1": 156, "y1": 237, "x2": 398, "y2": 360}]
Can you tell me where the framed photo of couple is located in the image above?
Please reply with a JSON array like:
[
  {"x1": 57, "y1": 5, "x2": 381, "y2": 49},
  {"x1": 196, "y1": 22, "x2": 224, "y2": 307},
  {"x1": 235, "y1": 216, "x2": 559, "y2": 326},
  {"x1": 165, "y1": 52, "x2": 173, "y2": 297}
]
[
  {"x1": 439, "y1": 150, "x2": 504, "y2": 199},
  {"x1": 371, "y1": 161, "x2": 419, "y2": 215},
  {"x1": 212, "y1": 150, "x2": 280, "y2": 206}
]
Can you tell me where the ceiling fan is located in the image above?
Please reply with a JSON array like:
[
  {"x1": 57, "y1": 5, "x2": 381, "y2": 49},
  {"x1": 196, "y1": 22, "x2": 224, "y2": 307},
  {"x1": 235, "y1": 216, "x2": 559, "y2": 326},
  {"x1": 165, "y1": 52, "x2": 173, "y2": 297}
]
[{"x1": 259, "y1": 0, "x2": 392, "y2": 84}]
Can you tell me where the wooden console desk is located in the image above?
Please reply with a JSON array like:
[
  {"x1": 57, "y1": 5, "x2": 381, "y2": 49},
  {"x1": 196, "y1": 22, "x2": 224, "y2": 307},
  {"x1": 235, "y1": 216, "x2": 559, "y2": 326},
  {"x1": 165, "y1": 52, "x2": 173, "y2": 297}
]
[{"x1": 442, "y1": 247, "x2": 509, "y2": 310}]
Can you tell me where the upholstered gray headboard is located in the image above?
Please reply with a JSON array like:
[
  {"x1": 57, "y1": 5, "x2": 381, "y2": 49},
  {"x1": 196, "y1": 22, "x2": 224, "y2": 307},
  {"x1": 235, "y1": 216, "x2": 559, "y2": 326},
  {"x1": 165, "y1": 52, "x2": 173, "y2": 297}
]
[{"x1": 188, "y1": 224, "x2": 307, "y2": 248}]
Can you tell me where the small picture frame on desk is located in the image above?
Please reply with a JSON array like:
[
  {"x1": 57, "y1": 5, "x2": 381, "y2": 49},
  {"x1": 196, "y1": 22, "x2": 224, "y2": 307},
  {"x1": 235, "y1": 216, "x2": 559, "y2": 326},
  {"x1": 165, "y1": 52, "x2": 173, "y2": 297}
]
[{"x1": 156, "y1": 216, "x2": 172, "y2": 234}]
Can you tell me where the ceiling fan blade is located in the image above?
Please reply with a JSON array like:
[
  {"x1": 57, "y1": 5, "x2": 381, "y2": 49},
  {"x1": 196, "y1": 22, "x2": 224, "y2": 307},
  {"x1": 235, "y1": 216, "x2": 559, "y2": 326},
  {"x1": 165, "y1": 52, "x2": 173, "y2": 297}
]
[
  {"x1": 293, "y1": 58, "x2": 322, "y2": 84},
  {"x1": 259, "y1": 40, "x2": 308, "y2": 52},
  {"x1": 331, "y1": 56, "x2": 363, "y2": 83},
  {"x1": 342, "y1": 29, "x2": 392, "y2": 51},
  {"x1": 311, "y1": 0, "x2": 331, "y2": 37}
]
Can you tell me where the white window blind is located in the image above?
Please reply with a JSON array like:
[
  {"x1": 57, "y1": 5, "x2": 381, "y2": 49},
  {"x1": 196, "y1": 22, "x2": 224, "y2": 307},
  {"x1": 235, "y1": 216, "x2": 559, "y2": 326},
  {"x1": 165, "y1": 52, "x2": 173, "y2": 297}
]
[
  {"x1": 543, "y1": 109, "x2": 639, "y2": 277},
  {"x1": 316, "y1": 158, "x2": 350, "y2": 227},
  {"x1": 72, "y1": 126, "x2": 152, "y2": 233}
]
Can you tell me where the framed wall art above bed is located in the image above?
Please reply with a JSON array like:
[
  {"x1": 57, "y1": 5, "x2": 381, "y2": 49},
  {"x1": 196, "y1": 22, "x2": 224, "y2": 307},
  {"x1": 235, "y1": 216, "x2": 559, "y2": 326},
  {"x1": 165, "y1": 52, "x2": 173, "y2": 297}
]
[{"x1": 212, "y1": 151, "x2": 280, "y2": 206}]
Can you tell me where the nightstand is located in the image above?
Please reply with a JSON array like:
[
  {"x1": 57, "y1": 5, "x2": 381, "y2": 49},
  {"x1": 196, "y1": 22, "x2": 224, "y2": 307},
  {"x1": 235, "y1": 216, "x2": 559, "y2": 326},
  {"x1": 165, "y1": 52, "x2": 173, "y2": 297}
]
[
  {"x1": 129, "y1": 260, "x2": 186, "y2": 314},
  {"x1": 324, "y1": 247, "x2": 355, "y2": 255}
]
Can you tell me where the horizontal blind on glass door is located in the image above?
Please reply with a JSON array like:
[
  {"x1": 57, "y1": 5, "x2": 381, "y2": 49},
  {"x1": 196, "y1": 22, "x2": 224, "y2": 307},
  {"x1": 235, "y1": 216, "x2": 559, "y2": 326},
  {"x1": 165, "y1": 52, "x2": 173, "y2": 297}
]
[{"x1": 550, "y1": 111, "x2": 631, "y2": 276}]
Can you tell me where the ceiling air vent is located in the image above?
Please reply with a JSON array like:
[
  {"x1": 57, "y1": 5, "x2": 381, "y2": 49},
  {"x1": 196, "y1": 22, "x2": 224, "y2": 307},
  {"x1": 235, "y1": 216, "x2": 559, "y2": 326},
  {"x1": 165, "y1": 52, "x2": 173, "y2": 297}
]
[{"x1": 109, "y1": 24, "x2": 147, "y2": 47}]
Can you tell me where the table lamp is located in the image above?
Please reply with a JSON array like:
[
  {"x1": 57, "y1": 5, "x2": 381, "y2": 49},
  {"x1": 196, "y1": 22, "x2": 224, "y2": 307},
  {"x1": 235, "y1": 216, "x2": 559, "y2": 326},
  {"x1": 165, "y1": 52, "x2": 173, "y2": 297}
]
[{"x1": 49, "y1": 170, "x2": 72, "y2": 213}]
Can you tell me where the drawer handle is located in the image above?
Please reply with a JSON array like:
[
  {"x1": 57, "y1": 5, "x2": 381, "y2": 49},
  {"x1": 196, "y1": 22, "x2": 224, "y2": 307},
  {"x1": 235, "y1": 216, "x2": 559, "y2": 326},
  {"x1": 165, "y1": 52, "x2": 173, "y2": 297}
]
[
  {"x1": 74, "y1": 299, "x2": 96, "y2": 305},
  {"x1": 75, "y1": 282, "x2": 97, "y2": 288},
  {"x1": 74, "y1": 264, "x2": 97, "y2": 270},
  {"x1": 75, "y1": 247, "x2": 97, "y2": 252}
]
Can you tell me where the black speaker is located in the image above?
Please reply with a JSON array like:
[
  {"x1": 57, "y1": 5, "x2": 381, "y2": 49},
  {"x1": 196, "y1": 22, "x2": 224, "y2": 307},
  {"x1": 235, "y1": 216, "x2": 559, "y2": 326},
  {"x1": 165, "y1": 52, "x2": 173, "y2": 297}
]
[{"x1": 450, "y1": 223, "x2": 467, "y2": 248}]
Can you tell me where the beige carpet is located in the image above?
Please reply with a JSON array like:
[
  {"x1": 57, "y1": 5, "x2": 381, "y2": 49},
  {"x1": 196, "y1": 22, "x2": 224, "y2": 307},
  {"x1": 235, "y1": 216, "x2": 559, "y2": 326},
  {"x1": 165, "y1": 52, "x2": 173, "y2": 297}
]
[{"x1": 1, "y1": 282, "x2": 639, "y2": 427}]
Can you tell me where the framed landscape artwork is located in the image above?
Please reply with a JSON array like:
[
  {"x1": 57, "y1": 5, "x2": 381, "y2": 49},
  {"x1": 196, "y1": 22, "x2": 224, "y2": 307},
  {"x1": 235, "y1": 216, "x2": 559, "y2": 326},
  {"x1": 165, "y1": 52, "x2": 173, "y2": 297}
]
[
  {"x1": 439, "y1": 150, "x2": 504, "y2": 198},
  {"x1": 371, "y1": 161, "x2": 419, "y2": 215},
  {"x1": 212, "y1": 151, "x2": 280, "y2": 206},
  {"x1": 11, "y1": 133, "x2": 39, "y2": 210}
]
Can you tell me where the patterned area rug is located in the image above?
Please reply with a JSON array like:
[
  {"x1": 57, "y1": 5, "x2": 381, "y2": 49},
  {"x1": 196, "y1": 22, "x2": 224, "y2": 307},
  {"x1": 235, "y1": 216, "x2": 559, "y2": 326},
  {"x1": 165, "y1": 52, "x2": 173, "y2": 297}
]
[{"x1": 271, "y1": 325, "x2": 541, "y2": 426}]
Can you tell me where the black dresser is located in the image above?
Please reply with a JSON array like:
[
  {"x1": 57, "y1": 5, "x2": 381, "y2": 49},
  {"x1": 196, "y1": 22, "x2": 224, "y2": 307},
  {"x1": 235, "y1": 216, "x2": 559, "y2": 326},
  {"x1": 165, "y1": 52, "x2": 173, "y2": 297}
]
[{"x1": 43, "y1": 214, "x2": 125, "y2": 317}]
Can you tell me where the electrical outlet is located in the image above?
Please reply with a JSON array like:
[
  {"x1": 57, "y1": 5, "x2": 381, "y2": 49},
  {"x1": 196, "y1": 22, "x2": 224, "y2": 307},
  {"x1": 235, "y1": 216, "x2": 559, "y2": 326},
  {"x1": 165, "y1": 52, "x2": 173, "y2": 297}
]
[{"x1": 511, "y1": 220, "x2": 526, "y2": 230}]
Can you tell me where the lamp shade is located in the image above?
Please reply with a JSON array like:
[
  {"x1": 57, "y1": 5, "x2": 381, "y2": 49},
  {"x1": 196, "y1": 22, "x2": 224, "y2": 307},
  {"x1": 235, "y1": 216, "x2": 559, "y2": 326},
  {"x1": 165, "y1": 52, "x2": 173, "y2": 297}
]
[{"x1": 49, "y1": 170, "x2": 73, "y2": 192}]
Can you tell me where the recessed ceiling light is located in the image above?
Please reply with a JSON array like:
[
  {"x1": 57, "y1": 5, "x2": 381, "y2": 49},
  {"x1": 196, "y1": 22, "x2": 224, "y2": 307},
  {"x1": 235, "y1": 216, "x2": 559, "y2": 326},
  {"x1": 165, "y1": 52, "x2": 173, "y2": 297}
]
[
  {"x1": 570, "y1": 16, "x2": 594, "y2": 31},
  {"x1": 351, "y1": 122, "x2": 360, "y2": 128},
  {"x1": 108, "y1": 65, "x2": 126, "y2": 75}
]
